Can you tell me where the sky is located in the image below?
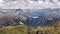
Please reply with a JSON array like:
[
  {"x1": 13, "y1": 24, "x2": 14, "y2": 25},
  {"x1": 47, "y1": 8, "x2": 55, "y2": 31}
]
[{"x1": 0, "y1": 0, "x2": 59, "y2": 9}]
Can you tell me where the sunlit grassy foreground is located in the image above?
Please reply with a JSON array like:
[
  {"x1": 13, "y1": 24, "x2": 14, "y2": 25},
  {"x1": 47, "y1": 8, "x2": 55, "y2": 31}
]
[
  {"x1": 0, "y1": 24, "x2": 32, "y2": 34},
  {"x1": 0, "y1": 21, "x2": 60, "y2": 34}
]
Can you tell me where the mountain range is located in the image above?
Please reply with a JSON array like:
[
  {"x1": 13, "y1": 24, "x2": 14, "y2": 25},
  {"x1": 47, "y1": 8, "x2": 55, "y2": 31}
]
[{"x1": 0, "y1": 8, "x2": 60, "y2": 27}]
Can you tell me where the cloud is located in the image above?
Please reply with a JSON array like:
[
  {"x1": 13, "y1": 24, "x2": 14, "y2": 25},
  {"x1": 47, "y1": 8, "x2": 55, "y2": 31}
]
[
  {"x1": 0, "y1": 0, "x2": 3, "y2": 2},
  {"x1": 0, "y1": 0, "x2": 60, "y2": 9}
]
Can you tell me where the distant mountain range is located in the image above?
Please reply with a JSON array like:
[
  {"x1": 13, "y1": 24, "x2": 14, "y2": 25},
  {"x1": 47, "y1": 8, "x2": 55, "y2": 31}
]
[
  {"x1": 0, "y1": 8, "x2": 60, "y2": 27},
  {"x1": 20, "y1": 8, "x2": 60, "y2": 26}
]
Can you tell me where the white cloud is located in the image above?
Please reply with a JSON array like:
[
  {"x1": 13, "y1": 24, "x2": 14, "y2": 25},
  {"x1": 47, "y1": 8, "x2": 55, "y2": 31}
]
[
  {"x1": 0, "y1": 0, "x2": 60, "y2": 9},
  {"x1": 0, "y1": 0, "x2": 3, "y2": 2},
  {"x1": 52, "y1": 0, "x2": 58, "y2": 2}
]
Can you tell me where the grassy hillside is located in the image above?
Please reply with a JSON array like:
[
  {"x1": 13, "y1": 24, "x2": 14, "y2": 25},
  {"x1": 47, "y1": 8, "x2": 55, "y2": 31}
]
[
  {"x1": 0, "y1": 24, "x2": 33, "y2": 34},
  {"x1": 0, "y1": 21, "x2": 60, "y2": 34}
]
